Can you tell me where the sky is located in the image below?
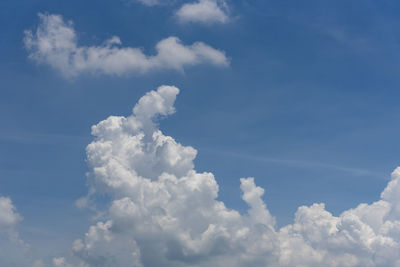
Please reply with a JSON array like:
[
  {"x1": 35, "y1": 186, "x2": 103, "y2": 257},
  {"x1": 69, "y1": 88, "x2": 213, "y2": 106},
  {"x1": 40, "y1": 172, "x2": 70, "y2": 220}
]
[{"x1": 2, "y1": 0, "x2": 400, "y2": 266}]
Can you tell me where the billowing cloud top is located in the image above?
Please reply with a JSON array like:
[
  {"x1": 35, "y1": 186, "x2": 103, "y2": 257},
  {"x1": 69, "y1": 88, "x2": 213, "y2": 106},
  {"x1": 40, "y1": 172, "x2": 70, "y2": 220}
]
[
  {"x1": 176, "y1": 0, "x2": 230, "y2": 25},
  {"x1": 52, "y1": 85, "x2": 400, "y2": 266},
  {"x1": 24, "y1": 14, "x2": 229, "y2": 78}
]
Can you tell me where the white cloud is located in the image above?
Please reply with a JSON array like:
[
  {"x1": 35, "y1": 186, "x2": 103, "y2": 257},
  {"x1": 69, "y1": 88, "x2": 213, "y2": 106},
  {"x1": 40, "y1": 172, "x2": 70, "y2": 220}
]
[
  {"x1": 54, "y1": 85, "x2": 400, "y2": 266},
  {"x1": 175, "y1": 0, "x2": 229, "y2": 25},
  {"x1": 24, "y1": 14, "x2": 229, "y2": 78}
]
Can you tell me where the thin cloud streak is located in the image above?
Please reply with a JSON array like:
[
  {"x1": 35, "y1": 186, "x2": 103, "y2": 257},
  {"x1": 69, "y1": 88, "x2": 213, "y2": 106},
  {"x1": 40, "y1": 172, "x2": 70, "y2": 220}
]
[{"x1": 202, "y1": 148, "x2": 382, "y2": 177}]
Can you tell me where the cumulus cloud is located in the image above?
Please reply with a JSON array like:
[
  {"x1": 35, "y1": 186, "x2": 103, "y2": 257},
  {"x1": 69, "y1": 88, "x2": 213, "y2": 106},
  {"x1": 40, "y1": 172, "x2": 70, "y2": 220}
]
[
  {"x1": 24, "y1": 14, "x2": 229, "y2": 78},
  {"x1": 175, "y1": 0, "x2": 230, "y2": 25},
  {"x1": 54, "y1": 85, "x2": 400, "y2": 266}
]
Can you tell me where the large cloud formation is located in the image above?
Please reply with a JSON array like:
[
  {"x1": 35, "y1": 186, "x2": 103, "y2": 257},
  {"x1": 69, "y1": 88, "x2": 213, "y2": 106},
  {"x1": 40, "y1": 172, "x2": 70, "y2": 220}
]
[
  {"x1": 56, "y1": 85, "x2": 400, "y2": 266},
  {"x1": 24, "y1": 14, "x2": 229, "y2": 78}
]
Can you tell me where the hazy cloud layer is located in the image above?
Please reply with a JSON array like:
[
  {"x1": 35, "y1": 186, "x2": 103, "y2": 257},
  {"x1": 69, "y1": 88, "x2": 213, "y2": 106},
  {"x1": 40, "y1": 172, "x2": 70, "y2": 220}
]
[
  {"x1": 176, "y1": 0, "x2": 230, "y2": 24},
  {"x1": 50, "y1": 85, "x2": 400, "y2": 266},
  {"x1": 24, "y1": 14, "x2": 229, "y2": 78}
]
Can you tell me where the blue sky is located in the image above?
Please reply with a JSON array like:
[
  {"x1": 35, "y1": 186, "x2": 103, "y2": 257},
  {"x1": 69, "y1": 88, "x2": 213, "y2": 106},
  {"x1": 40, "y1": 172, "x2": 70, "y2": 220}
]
[{"x1": 2, "y1": 0, "x2": 400, "y2": 266}]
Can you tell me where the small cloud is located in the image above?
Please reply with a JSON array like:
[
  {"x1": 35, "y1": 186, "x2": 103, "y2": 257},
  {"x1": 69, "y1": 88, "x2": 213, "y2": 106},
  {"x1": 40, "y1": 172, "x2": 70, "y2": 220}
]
[
  {"x1": 126, "y1": 0, "x2": 175, "y2": 7},
  {"x1": 53, "y1": 257, "x2": 73, "y2": 267},
  {"x1": 175, "y1": 0, "x2": 230, "y2": 25},
  {"x1": 32, "y1": 260, "x2": 45, "y2": 267},
  {"x1": 136, "y1": 0, "x2": 162, "y2": 6}
]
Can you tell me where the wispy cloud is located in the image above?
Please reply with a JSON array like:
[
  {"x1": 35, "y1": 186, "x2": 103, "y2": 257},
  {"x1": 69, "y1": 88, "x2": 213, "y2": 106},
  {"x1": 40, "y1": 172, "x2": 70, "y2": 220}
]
[
  {"x1": 24, "y1": 14, "x2": 229, "y2": 78},
  {"x1": 205, "y1": 148, "x2": 379, "y2": 177},
  {"x1": 134, "y1": 0, "x2": 162, "y2": 6}
]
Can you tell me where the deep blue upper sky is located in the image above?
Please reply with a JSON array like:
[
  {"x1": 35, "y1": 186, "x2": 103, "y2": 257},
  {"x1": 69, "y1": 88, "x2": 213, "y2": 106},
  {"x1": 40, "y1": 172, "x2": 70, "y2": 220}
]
[{"x1": 2, "y1": 0, "x2": 400, "y2": 260}]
